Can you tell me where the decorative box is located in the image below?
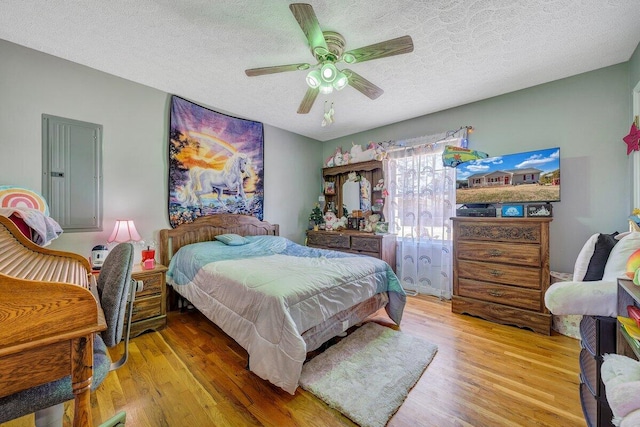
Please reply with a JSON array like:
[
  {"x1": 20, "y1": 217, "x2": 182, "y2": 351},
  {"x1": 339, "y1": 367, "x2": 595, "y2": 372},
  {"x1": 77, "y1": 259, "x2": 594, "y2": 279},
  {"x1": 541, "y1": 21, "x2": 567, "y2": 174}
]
[
  {"x1": 501, "y1": 205, "x2": 524, "y2": 217},
  {"x1": 527, "y1": 203, "x2": 553, "y2": 217}
]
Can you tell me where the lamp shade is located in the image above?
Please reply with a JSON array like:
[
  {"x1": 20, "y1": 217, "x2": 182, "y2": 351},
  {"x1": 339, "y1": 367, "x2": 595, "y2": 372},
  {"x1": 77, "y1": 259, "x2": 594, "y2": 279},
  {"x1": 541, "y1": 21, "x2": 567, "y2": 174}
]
[
  {"x1": 306, "y1": 69, "x2": 321, "y2": 89},
  {"x1": 333, "y1": 72, "x2": 348, "y2": 90},
  {"x1": 319, "y1": 82, "x2": 334, "y2": 94},
  {"x1": 320, "y1": 63, "x2": 338, "y2": 83},
  {"x1": 107, "y1": 220, "x2": 142, "y2": 243}
]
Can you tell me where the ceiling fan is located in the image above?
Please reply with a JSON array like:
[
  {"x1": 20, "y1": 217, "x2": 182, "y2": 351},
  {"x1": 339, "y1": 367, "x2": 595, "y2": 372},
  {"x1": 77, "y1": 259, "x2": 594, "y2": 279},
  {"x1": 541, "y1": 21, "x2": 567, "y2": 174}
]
[{"x1": 245, "y1": 3, "x2": 414, "y2": 114}]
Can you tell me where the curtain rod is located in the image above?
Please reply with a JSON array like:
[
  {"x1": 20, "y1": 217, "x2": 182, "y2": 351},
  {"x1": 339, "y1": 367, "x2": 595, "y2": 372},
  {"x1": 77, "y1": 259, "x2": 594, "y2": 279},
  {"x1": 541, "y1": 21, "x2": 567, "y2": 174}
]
[{"x1": 381, "y1": 126, "x2": 473, "y2": 152}]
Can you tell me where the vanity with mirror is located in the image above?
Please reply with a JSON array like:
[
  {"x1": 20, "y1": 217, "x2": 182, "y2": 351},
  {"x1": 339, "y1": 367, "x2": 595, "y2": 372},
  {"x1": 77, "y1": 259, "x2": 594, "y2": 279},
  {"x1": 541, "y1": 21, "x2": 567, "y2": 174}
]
[
  {"x1": 307, "y1": 160, "x2": 396, "y2": 272},
  {"x1": 320, "y1": 159, "x2": 384, "y2": 218}
]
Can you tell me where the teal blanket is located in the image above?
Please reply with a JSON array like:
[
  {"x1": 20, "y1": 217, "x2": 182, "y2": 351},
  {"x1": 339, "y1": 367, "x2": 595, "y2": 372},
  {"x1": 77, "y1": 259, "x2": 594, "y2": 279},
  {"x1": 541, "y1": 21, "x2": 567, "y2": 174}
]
[{"x1": 165, "y1": 235, "x2": 406, "y2": 394}]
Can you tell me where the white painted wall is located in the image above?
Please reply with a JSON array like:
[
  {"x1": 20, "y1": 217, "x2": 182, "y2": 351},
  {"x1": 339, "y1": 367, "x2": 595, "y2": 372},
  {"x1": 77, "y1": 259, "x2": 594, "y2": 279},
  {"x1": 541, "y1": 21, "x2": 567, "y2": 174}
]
[{"x1": 0, "y1": 39, "x2": 321, "y2": 258}]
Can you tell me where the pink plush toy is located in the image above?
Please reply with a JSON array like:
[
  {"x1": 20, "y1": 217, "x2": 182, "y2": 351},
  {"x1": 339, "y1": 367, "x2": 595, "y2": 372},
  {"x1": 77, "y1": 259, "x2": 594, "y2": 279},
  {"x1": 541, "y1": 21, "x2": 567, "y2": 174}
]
[{"x1": 323, "y1": 211, "x2": 338, "y2": 231}]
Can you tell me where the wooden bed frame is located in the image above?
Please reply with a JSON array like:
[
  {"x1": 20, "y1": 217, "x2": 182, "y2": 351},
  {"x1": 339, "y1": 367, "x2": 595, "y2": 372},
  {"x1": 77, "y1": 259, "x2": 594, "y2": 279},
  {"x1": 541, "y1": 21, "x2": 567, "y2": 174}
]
[
  {"x1": 159, "y1": 214, "x2": 279, "y2": 267},
  {"x1": 158, "y1": 213, "x2": 390, "y2": 392}
]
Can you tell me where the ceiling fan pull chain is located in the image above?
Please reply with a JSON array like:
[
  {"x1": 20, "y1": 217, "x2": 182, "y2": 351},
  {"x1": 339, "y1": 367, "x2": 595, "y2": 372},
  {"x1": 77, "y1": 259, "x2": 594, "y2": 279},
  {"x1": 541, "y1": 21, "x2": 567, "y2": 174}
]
[{"x1": 322, "y1": 101, "x2": 335, "y2": 127}]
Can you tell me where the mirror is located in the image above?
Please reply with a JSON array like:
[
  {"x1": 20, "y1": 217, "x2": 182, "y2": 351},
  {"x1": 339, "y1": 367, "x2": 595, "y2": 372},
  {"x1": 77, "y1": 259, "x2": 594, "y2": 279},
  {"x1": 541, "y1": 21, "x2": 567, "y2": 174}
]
[{"x1": 342, "y1": 177, "x2": 371, "y2": 214}]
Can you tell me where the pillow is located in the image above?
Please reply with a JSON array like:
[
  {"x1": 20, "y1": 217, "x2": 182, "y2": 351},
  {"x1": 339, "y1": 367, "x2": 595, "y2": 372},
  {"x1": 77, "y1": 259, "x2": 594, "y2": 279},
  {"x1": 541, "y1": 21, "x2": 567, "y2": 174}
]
[
  {"x1": 573, "y1": 233, "x2": 599, "y2": 281},
  {"x1": 214, "y1": 233, "x2": 249, "y2": 246},
  {"x1": 583, "y1": 232, "x2": 619, "y2": 281},
  {"x1": 617, "y1": 231, "x2": 632, "y2": 240},
  {"x1": 603, "y1": 232, "x2": 640, "y2": 281},
  {"x1": 0, "y1": 185, "x2": 50, "y2": 215}
]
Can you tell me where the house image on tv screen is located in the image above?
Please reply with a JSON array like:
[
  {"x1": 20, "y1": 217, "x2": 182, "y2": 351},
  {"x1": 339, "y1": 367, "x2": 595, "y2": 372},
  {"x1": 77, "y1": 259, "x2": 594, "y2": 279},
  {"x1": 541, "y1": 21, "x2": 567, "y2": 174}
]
[
  {"x1": 467, "y1": 168, "x2": 542, "y2": 187},
  {"x1": 455, "y1": 147, "x2": 560, "y2": 205}
]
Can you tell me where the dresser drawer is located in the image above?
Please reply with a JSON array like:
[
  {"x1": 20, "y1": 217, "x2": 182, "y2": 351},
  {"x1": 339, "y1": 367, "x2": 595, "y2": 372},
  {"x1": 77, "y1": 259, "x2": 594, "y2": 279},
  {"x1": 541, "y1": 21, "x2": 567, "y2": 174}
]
[
  {"x1": 137, "y1": 274, "x2": 162, "y2": 297},
  {"x1": 580, "y1": 347, "x2": 606, "y2": 398},
  {"x1": 457, "y1": 259, "x2": 541, "y2": 289},
  {"x1": 130, "y1": 295, "x2": 162, "y2": 323},
  {"x1": 351, "y1": 236, "x2": 380, "y2": 253},
  {"x1": 307, "y1": 232, "x2": 350, "y2": 249},
  {"x1": 458, "y1": 278, "x2": 542, "y2": 310},
  {"x1": 457, "y1": 221, "x2": 542, "y2": 244},
  {"x1": 456, "y1": 241, "x2": 540, "y2": 267}
]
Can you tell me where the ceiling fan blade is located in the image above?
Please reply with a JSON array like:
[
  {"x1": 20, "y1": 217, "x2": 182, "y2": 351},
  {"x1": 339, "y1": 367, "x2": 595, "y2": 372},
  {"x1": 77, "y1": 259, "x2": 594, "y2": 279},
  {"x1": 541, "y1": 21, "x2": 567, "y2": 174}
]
[
  {"x1": 245, "y1": 63, "x2": 310, "y2": 77},
  {"x1": 343, "y1": 69, "x2": 384, "y2": 100},
  {"x1": 289, "y1": 3, "x2": 329, "y2": 56},
  {"x1": 297, "y1": 87, "x2": 319, "y2": 114},
  {"x1": 343, "y1": 35, "x2": 414, "y2": 64}
]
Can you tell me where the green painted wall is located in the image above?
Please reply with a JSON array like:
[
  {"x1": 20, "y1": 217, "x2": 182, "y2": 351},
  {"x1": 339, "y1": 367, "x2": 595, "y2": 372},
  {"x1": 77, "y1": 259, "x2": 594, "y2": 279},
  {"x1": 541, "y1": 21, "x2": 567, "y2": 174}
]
[
  {"x1": 324, "y1": 64, "x2": 632, "y2": 273},
  {"x1": 630, "y1": 42, "x2": 640, "y2": 99},
  {"x1": 1, "y1": 34, "x2": 638, "y2": 274}
]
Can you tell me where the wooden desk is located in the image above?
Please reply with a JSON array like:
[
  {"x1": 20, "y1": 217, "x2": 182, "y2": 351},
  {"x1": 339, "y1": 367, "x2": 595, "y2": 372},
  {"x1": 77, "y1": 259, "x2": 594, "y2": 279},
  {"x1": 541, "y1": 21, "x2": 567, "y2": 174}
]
[
  {"x1": 0, "y1": 276, "x2": 106, "y2": 426},
  {"x1": 0, "y1": 215, "x2": 105, "y2": 426}
]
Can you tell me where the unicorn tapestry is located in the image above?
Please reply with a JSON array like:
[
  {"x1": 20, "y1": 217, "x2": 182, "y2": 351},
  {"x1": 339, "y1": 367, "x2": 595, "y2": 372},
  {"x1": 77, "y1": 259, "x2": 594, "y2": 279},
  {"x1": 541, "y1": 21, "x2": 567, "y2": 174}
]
[{"x1": 168, "y1": 96, "x2": 264, "y2": 228}]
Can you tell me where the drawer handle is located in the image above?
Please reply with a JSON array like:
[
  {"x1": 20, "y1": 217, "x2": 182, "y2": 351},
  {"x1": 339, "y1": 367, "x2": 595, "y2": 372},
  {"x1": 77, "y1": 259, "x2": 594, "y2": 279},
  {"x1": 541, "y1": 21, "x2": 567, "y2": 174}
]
[
  {"x1": 488, "y1": 249, "x2": 503, "y2": 257},
  {"x1": 490, "y1": 270, "x2": 503, "y2": 277},
  {"x1": 488, "y1": 290, "x2": 504, "y2": 297}
]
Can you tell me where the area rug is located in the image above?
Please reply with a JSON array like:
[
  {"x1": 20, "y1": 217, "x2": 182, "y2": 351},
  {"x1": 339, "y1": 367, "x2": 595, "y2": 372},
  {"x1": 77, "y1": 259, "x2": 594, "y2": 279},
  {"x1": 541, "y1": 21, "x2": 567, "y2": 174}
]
[{"x1": 299, "y1": 322, "x2": 438, "y2": 427}]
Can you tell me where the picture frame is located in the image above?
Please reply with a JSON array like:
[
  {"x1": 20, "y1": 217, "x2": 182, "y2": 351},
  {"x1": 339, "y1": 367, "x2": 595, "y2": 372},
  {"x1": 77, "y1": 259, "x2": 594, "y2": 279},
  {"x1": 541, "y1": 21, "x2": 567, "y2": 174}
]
[
  {"x1": 375, "y1": 222, "x2": 389, "y2": 235},
  {"x1": 501, "y1": 205, "x2": 524, "y2": 217},
  {"x1": 527, "y1": 203, "x2": 553, "y2": 217},
  {"x1": 324, "y1": 181, "x2": 335, "y2": 195}
]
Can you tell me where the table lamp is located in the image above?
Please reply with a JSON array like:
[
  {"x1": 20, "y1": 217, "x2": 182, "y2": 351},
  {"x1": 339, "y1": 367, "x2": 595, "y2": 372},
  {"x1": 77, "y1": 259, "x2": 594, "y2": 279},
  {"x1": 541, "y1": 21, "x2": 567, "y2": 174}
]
[{"x1": 107, "y1": 220, "x2": 142, "y2": 243}]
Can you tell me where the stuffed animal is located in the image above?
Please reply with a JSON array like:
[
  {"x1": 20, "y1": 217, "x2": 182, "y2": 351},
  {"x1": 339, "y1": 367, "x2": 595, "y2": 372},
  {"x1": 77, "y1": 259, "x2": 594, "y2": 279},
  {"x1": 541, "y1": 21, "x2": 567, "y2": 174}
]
[
  {"x1": 373, "y1": 179, "x2": 385, "y2": 191},
  {"x1": 364, "y1": 214, "x2": 381, "y2": 232},
  {"x1": 324, "y1": 153, "x2": 335, "y2": 167},
  {"x1": 323, "y1": 211, "x2": 338, "y2": 231},
  {"x1": 370, "y1": 142, "x2": 387, "y2": 161},
  {"x1": 350, "y1": 143, "x2": 377, "y2": 163},
  {"x1": 334, "y1": 148, "x2": 347, "y2": 166},
  {"x1": 342, "y1": 151, "x2": 351, "y2": 165},
  {"x1": 333, "y1": 216, "x2": 347, "y2": 230},
  {"x1": 325, "y1": 147, "x2": 348, "y2": 167}
]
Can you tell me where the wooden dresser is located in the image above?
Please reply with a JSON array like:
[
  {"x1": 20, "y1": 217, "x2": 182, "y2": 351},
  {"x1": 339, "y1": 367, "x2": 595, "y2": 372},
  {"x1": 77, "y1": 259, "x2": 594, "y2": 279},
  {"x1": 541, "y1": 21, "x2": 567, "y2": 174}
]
[
  {"x1": 451, "y1": 217, "x2": 552, "y2": 334},
  {"x1": 307, "y1": 229, "x2": 396, "y2": 272}
]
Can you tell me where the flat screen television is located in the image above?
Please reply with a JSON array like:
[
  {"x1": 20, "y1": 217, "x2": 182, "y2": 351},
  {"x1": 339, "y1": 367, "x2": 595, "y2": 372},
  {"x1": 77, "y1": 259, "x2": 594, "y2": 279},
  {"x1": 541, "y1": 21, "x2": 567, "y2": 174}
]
[{"x1": 455, "y1": 147, "x2": 560, "y2": 205}]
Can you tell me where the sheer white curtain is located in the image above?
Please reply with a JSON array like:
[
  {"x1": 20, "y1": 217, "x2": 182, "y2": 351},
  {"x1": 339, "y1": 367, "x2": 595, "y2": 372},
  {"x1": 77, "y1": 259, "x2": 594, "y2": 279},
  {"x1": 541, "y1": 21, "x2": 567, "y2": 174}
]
[{"x1": 385, "y1": 135, "x2": 460, "y2": 299}]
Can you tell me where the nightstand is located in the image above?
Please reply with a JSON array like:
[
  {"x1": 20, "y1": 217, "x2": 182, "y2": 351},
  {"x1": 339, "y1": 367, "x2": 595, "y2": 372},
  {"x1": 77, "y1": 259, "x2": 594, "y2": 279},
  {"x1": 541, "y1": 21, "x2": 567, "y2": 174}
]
[{"x1": 128, "y1": 263, "x2": 168, "y2": 337}]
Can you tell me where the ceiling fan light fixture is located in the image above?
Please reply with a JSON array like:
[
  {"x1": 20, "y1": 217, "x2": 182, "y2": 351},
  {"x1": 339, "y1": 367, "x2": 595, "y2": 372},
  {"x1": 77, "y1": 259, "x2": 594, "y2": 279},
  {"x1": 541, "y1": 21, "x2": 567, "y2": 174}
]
[
  {"x1": 333, "y1": 72, "x2": 348, "y2": 90},
  {"x1": 319, "y1": 82, "x2": 334, "y2": 95},
  {"x1": 320, "y1": 63, "x2": 338, "y2": 83},
  {"x1": 306, "y1": 69, "x2": 321, "y2": 88}
]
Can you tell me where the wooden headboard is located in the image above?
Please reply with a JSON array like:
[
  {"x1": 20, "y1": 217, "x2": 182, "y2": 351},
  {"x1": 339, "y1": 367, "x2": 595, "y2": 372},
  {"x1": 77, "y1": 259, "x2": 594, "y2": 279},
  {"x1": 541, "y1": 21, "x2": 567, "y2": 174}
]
[{"x1": 159, "y1": 214, "x2": 279, "y2": 266}]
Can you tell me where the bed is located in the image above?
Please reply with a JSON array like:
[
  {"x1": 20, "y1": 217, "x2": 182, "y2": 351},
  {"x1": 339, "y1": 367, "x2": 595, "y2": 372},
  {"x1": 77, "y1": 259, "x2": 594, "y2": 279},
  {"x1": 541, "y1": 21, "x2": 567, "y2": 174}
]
[{"x1": 159, "y1": 214, "x2": 406, "y2": 394}]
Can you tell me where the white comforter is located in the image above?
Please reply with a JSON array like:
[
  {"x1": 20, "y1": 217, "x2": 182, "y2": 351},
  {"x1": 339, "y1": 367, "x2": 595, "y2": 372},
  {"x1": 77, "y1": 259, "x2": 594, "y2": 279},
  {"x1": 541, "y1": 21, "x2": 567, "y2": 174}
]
[{"x1": 166, "y1": 235, "x2": 405, "y2": 394}]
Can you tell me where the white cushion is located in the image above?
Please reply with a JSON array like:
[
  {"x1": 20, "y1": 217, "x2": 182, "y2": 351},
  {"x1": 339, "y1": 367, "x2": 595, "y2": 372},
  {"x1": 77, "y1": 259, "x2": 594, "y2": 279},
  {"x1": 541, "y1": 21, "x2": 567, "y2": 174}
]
[
  {"x1": 544, "y1": 279, "x2": 617, "y2": 316},
  {"x1": 602, "y1": 354, "x2": 640, "y2": 425},
  {"x1": 621, "y1": 410, "x2": 640, "y2": 427},
  {"x1": 573, "y1": 233, "x2": 599, "y2": 281},
  {"x1": 602, "y1": 354, "x2": 640, "y2": 387},
  {"x1": 603, "y1": 232, "x2": 640, "y2": 281}
]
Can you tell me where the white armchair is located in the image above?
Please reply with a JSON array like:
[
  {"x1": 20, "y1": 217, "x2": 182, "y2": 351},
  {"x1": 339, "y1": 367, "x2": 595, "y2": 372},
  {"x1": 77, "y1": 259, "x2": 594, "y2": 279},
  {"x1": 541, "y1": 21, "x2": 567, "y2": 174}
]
[{"x1": 545, "y1": 232, "x2": 640, "y2": 327}]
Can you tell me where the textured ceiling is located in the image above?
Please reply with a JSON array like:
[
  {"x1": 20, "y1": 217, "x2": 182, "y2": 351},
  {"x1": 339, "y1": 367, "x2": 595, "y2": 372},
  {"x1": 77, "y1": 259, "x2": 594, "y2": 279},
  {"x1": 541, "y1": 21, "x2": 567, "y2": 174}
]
[{"x1": 1, "y1": 1, "x2": 639, "y2": 141}]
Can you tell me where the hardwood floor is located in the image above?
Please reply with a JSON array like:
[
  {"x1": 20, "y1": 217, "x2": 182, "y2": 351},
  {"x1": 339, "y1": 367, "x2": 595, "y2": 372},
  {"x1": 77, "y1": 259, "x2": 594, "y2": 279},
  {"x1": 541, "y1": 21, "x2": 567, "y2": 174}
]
[{"x1": 2, "y1": 295, "x2": 583, "y2": 427}]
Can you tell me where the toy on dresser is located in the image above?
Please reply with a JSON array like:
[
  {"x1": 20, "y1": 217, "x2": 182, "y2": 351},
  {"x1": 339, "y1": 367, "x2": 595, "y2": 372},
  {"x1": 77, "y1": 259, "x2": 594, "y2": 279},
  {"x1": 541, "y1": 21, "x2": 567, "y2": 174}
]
[{"x1": 323, "y1": 211, "x2": 347, "y2": 231}]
